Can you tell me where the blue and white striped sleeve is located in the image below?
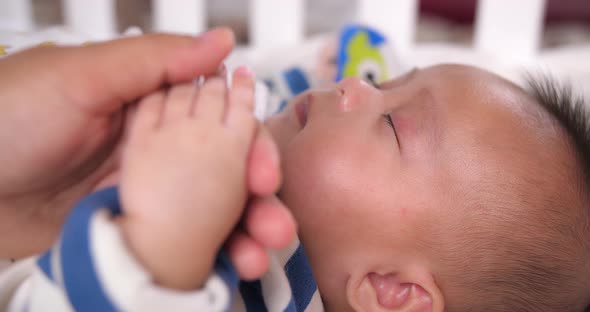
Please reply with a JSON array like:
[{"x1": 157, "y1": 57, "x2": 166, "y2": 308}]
[{"x1": 3, "y1": 187, "x2": 239, "y2": 312}]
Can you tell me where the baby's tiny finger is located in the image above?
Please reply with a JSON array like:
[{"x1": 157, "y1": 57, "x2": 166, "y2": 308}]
[
  {"x1": 193, "y1": 77, "x2": 226, "y2": 121},
  {"x1": 229, "y1": 66, "x2": 255, "y2": 111},
  {"x1": 225, "y1": 230, "x2": 269, "y2": 281},
  {"x1": 131, "y1": 91, "x2": 165, "y2": 136},
  {"x1": 163, "y1": 83, "x2": 195, "y2": 122},
  {"x1": 226, "y1": 66, "x2": 256, "y2": 131}
]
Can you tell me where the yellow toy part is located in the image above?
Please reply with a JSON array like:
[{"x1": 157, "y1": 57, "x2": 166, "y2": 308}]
[
  {"x1": 0, "y1": 45, "x2": 9, "y2": 56},
  {"x1": 342, "y1": 32, "x2": 388, "y2": 84},
  {"x1": 335, "y1": 24, "x2": 402, "y2": 85}
]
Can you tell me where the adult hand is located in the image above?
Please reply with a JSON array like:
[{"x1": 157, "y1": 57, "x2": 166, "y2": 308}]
[
  {"x1": 0, "y1": 28, "x2": 295, "y2": 282},
  {"x1": 0, "y1": 29, "x2": 233, "y2": 257},
  {"x1": 228, "y1": 126, "x2": 297, "y2": 280}
]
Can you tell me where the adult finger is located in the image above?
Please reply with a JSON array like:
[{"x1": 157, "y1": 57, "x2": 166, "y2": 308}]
[
  {"x1": 8, "y1": 27, "x2": 234, "y2": 114},
  {"x1": 243, "y1": 196, "x2": 296, "y2": 249},
  {"x1": 247, "y1": 126, "x2": 282, "y2": 196},
  {"x1": 225, "y1": 229, "x2": 269, "y2": 281}
]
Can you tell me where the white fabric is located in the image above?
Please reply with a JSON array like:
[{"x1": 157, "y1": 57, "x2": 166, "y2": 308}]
[
  {"x1": 0, "y1": 211, "x2": 234, "y2": 311},
  {"x1": 0, "y1": 228, "x2": 323, "y2": 312}
]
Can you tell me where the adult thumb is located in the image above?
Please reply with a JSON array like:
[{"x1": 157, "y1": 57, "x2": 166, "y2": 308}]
[{"x1": 12, "y1": 27, "x2": 235, "y2": 114}]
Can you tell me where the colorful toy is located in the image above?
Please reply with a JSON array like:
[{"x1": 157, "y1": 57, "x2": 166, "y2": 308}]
[
  {"x1": 335, "y1": 24, "x2": 396, "y2": 85},
  {"x1": 259, "y1": 24, "x2": 398, "y2": 116},
  {"x1": 0, "y1": 45, "x2": 10, "y2": 56}
]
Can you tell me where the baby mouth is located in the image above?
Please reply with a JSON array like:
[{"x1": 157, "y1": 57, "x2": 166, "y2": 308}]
[{"x1": 295, "y1": 94, "x2": 310, "y2": 127}]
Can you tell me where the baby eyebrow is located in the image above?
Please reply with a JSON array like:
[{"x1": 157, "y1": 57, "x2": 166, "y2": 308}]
[
  {"x1": 377, "y1": 68, "x2": 419, "y2": 90},
  {"x1": 415, "y1": 87, "x2": 442, "y2": 153},
  {"x1": 389, "y1": 86, "x2": 441, "y2": 157}
]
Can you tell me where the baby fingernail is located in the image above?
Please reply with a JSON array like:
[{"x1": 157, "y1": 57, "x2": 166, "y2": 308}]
[{"x1": 235, "y1": 66, "x2": 254, "y2": 79}]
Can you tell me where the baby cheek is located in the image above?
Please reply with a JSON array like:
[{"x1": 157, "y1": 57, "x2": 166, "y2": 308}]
[
  {"x1": 282, "y1": 133, "x2": 395, "y2": 227},
  {"x1": 282, "y1": 136, "x2": 356, "y2": 204},
  {"x1": 282, "y1": 135, "x2": 433, "y2": 259}
]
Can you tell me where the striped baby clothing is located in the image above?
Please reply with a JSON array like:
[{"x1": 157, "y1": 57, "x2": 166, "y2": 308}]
[{"x1": 0, "y1": 187, "x2": 324, "y2": 311}]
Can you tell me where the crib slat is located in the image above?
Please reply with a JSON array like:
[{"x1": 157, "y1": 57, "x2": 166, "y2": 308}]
[
  {"x1": 153, "y1": 0, "x2": 206, "y2": 35},
  {"x1": 475, "y1": 0, "x2": 546, "y2": 62},
  {"x1": 356, "y1": 0, "x2": 418, "y2": 55},
  {"x1": 250, "y1": 0, "x2": 304, "y2": 48},
  {"x1": 62, "y1": 0, "x2": 117, "y2": 39},
  {"x1": 0, "y1": 0, "x2": 34, "y2": 31}
]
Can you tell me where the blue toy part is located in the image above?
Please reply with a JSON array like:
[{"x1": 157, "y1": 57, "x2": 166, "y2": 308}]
[{"x1": 263, "y1": 66, "x2": 312, "y2": 114}]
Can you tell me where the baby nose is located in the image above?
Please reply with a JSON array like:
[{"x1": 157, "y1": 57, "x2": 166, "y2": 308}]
[{"x1": 337, "y1": 77, "x2": 379, "y2": 112}]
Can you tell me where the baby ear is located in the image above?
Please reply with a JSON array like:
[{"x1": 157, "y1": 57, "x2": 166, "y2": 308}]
[{"x1": 347, "y1": 270, "x2": 444, "y2": 312}]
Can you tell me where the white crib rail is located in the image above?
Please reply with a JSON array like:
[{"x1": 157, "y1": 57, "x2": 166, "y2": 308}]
[
  {"x1": 62, "y1": 0, "x2": 117, "y2": 39},
  {"x1": 0, "y1": 0, "x2": 557, "y2": 64},
  {"x1": 0, "y1": 0, "x2": 33, "y2": 31},
  {"x1": 356, "y1": 0, "x2": 418, "y2": 55},
  {"x1": 475, "y1": 0, "x2": 546, "y2": 62},
  {"x1": 249, "y1": 0, "x2": 304, "y2": 49},
  {"x1": 153, "y1": 0, "x2": 205, "y2": 35}
]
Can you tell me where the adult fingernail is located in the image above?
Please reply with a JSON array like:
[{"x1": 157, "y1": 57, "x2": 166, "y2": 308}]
[{"x1": 199, "y1": 27, "x2": 235, "y2": 45}]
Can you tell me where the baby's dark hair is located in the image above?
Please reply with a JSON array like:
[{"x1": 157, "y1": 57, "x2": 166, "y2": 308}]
[
  {"x1": 443, "y1": 74, "x2": 590, "y2": 312},
  {"x1": 527, "y1": 75, "x2": 590, "y2": 191},
  {"x1": 520, "y1": 74, "x2": 590, "y2": 311}
]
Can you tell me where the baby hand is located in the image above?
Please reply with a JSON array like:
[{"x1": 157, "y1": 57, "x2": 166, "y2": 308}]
[{"x1": 119, "y1": 67, "x2": 257, "y2": 289}]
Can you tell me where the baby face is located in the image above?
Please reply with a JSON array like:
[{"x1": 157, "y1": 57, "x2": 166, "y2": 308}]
[{"x1": 265, "y1": 64, "x2": 567, "y2": 309}]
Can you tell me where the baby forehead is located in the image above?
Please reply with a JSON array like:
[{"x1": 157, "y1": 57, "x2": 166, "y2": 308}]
[
  {"x1": 385, "y1": 64, "x2": 565, "y2": 160},
  {"x1": 421, "y1": 64, "x2": 506, "y2": 80},
  {"x1": 423, "y1": 66, "x2": 570, "y2": 177},
  {"x1": 422, "y1": 64, "x2": 524, "y2": 95},
  {"x1": 421, "y1": 65, "x2": 553, "y2": 125},
  {"x1": 421, "y1": 65, "x2": 533, "y2": 99}
]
